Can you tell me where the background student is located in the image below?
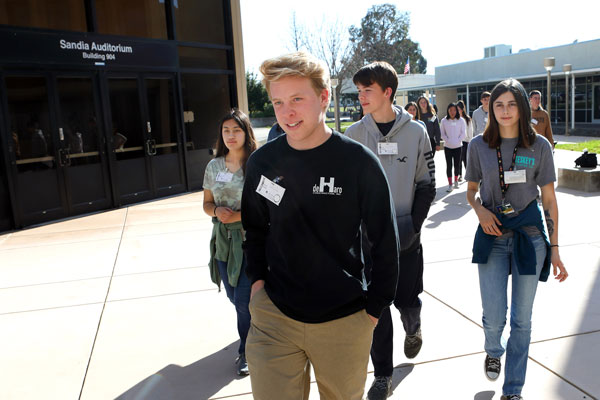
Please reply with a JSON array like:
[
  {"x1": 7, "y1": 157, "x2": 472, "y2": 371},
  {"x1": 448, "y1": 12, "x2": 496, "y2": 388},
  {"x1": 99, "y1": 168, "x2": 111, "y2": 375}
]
[
  {"x1": 440, "y1": 102, "x2": 466, "y2": 191},
  {"x1": 529, "y1": 90, "x2": 554, "y2": 148},
  {"x1": 417, "y1": 96, "x2": 441, "y2": 154},
  {"x1": 457, "y1": 100, "x2": 473, "y2": 181},
  {"x1": 203, "y1": 108, "x2": 258, "y2": 376},
  {"x1": 405, "y1": 101, "x2": 427, "y2": 130},
  {"x1": 472, "y1": 91, "x2": 491, "y2": 136}
]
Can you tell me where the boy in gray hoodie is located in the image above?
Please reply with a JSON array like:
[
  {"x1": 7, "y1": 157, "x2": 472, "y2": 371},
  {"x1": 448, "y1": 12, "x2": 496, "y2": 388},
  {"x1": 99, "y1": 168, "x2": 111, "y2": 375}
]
[{"x1": 346, "y1": 61, "x2": 436, "y2": 400}]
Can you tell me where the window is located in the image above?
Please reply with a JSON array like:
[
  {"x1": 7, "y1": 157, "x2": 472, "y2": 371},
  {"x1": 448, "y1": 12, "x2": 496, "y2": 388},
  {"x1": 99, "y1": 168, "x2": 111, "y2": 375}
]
[
  {"x1": 96, "y1": 0, "x2": 167, "y2": 39},
  {"x1": 178, "y1": 47, "x2": 228, "y2": 70},
  {"x1": 173, "y1": 0, "x2": 227, "y2": 44},
  {"x1": 180, "y1": 73, "x2": 232, "y2": 189},
  {"x1": 0, "y1": 0, "x2": 87, "y2": 32}
]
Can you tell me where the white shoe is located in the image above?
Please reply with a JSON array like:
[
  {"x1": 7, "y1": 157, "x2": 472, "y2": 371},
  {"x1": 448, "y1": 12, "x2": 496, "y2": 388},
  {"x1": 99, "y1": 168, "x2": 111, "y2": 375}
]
[
  {"x1": 446, "y1": 185, "x2": 453, "y2": 192},
  {"x1": 453, "y1": 181, "x2": 459, "y2": 188}
]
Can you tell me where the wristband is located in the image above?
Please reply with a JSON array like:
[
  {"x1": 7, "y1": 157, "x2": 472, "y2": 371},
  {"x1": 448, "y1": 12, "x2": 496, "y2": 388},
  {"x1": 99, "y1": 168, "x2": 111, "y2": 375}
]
[
  {"x1": 550, "y1": 244, "x2": 559, "y2": 248},
  {"x1": 213, "y1": 206, "x2": 218, "y2": 216}
]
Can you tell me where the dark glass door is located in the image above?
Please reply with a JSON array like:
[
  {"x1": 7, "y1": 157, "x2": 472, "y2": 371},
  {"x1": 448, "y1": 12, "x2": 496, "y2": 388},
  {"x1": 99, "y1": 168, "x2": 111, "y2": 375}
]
[
  {"x1": 107, "y1": 77, "x2": 153, "y2": 204},
  {"x1": 0, "y1": 105, "x2": 13, "y2": 230},
  {"x1": 143, "y1": 77, "x2": 185, "y2": 196},
  {"x1": 4, "y1": 75, "x2": 67, "y2": 226},
  {"x1": 55, "y1": 75, "x2": 112, "y2": 214},
  {"x1": 107, "y1": 75, "x2": 184, "y2": 205},
  {"x1": 2, "y1": 73, "x2": 113, "y2": 227}
]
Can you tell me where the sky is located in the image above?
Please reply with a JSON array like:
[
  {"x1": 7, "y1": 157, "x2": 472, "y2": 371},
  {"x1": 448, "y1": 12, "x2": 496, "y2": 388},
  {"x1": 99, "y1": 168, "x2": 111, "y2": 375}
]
[{"x1": 240, "y1": 0, "x2": 599, "y2": 76}]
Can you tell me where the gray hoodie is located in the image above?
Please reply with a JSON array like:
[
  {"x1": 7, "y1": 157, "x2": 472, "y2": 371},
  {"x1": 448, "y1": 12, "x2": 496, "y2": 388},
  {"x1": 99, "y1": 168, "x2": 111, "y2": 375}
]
[
  {"x1": 346, "y1": 107, "x2": 436, "y2": 252},
  {"x1": 472, "y1": 105, "x2": 489, "y2": 136}
]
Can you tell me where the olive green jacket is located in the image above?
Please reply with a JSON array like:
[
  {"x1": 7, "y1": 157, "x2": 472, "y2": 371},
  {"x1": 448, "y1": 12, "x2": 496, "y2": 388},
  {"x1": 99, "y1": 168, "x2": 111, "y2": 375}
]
[{"x1": 209, "y1": 218, "x2": 244, "y2": 289}]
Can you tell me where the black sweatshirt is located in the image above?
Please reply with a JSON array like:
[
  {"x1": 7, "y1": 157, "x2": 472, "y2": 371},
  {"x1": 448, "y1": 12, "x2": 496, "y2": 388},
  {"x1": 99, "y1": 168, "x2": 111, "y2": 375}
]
[{"x1": 242, "y1": 131, "x2": 400, "y2": 323}]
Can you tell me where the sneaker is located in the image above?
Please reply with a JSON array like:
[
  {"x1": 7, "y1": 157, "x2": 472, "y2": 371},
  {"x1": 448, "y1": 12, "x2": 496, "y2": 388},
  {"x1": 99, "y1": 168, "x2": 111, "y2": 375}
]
[
  {"x1": 236, "y1": 353, "x2": 249, "y2": 376},
  {"x1": 404, "y1": 328, "x2": 422, "y2": 359},
  {"x1": 367, "y1": 376, "x2": 392, "y2": 400},
  {"x1": 458, "y1": 175, "x2": 463, "y2": 182},
  {"x1": 484, "y1": 355, "x2": 501, "y2": 381},
  {"x1": 501, "y1": 395, "x2": 523, "y2": 400},
  {"x1": 453, "y1": 181, "x2": 459, "y2": 188},
  {"x1": 446, "y1": 185, "x2": 453, "y2": 192}
]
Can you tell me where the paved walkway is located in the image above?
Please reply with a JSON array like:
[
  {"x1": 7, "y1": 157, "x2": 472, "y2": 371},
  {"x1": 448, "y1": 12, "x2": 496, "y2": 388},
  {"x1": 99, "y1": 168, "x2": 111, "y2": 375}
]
[{"x1": 0, "y1": 145, "x2": 598, "y2": 399}]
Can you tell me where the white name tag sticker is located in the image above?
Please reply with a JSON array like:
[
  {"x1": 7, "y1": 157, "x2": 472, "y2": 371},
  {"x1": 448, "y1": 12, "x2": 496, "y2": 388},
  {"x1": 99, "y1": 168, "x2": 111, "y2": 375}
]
[
  {"x1": 451, "y1": 121, "x2": 457, "y2": 126},
  {"x1": 216, "y1": 171, "x2": 233, "y2": 182},
  {"x1": 532, "y1": 118, "x2": 538, "y2": 125},
  {"x1": 377, "y1": 142, "x2": 398, "y2": 155},
  {"x1": 505, "y1": 169, "x2": 527, "y2": 184},
  {"x1": 484, "y1": 117, "x2": 488, "y2": 123},
  {"x1": 256, "y1": 175, "x2": 285, "y2": 206}
]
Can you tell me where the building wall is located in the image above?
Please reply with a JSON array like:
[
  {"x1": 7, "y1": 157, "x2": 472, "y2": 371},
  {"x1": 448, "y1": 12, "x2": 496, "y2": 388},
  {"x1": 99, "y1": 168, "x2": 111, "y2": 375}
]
[
  {"x1": 0, "y1": 0, "x2": 240, "y2": 230},
  {"x1": 434, "y1": 88, "x2": 458, "y2": 120},
  {"x1": 230, "y1": 0, "x2": 248, "y2": 115},
  {"x1": 436, "y1": 39, "x2": 600, "y2": 86}
]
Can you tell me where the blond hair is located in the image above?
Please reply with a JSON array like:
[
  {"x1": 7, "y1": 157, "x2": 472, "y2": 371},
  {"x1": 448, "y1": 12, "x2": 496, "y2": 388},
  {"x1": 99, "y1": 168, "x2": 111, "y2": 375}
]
[{"x1": 259, "y1": 51, "x2": 331, "y2": 104}]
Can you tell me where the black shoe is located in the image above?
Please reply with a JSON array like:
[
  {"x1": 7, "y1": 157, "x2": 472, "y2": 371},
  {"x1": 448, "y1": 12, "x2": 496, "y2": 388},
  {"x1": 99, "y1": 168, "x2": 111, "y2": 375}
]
[
  {"x1": 236, "y1": 353, "x2": 249, "y2": 376},
  {"x1": 484, "y1": 355, "x2": 501, "y2": 381},
  {"x1": 404, "y1": 328, "x2": 422, "y2": 359},
  {"x1": 501, "y1": 395, "x2": 523, "y2": 400},
  {"x1": 367, "y1": 375, "x2": 392, "y2": 400}
]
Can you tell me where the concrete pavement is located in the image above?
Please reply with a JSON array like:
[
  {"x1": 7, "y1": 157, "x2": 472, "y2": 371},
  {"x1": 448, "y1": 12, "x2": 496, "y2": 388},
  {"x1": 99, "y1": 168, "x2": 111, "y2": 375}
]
[{"x1": 0, "y1": 142, "x2": 598, "y2": 399}]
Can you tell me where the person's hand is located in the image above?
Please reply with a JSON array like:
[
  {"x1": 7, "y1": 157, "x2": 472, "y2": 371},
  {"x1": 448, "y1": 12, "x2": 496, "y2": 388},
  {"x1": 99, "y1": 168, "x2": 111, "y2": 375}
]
[
  {"x1": 476, "y1": 207, "x2": 503, "y2": 236},
  {"x1": 368, "y1": 314, "x2": 378, "y2": 326},
  {"x1": 435, "y1": 145, "x2": 440, "y2": 151},
  {"x1": 551, "y1": 248, "x2": 568, "y2": 282},
  {"x1": 250, "y1": 280, "x2": 265, "y2": 299},
  {"x1": 216, "y1": 206, "x2": 235, "y2": 223}
]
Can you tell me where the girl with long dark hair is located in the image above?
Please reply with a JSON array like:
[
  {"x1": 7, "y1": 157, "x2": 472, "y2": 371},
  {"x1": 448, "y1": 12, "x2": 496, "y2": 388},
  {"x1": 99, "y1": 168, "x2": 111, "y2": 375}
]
[
  {"x1": 203, "y1": 108, "x2": 258, "y2": 376},
  {"x1": 417, "y1": 96, "x2": 441, "y2": 154},
  {"x1": 405, "y1": 101, "x2": 427, "y2": 130},
  {"x1": 465, "y1": 79, "x2": 568, "y2": 400}
]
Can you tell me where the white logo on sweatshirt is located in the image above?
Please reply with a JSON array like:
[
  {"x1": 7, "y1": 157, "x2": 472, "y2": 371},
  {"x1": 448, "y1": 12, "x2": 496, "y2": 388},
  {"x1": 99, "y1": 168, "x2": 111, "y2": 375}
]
[{"x1": 313, "y1": 177, "x2": 343, "y2": 195}]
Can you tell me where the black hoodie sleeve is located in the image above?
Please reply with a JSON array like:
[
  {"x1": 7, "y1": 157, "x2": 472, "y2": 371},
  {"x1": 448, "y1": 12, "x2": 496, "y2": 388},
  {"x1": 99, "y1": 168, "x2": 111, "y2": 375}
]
[
  {"x1": 241, "y1": 156, "x2": 270, "y2": 284},
  {"x1": 359, "y1": 152, "x2": 400, "y2": 318}
]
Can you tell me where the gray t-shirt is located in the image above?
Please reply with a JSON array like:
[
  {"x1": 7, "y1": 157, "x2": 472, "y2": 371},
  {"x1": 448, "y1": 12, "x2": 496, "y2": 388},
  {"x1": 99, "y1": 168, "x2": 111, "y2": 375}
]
[
  {"x1": 203, "y1": 157, "x2": 244, "y2": 211},
  {"x1": 465, "y1": 134, "x2": 555, "y2": 215}
]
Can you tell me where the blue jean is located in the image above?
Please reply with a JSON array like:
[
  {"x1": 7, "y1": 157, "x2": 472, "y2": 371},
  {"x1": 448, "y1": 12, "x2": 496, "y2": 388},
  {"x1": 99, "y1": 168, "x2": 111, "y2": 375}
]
[
  {"x1": 217, "y1": 259, "x2": 251, "y2": 355},
  {"x1": 477, "y1": 234, "x2": 546, "y2": 396}
]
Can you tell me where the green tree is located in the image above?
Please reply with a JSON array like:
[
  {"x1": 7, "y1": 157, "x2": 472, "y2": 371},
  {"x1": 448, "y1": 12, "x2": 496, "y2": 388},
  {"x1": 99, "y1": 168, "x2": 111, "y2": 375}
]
[
  {"x1": 347, "y1": 4, "x2": 427, "y2": 74},
  {"x1": 246, "y1": 71, "x2": 269, "y2": 115}
]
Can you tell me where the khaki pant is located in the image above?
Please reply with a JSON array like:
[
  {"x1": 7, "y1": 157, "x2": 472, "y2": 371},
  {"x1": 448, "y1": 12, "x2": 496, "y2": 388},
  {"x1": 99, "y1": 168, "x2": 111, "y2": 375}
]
[{"x1": 246, "y1": 288, "x2": 375, "y2": 400}]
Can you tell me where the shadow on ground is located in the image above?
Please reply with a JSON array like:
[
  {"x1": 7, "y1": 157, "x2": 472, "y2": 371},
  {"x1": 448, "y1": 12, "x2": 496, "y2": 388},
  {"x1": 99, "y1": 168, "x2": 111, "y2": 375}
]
[
  {"x1": 426, "y1": 186, "x2": 471, "y2": 229},
  {"x1": 474, "y1": 390, "x2": 495, "y2": 400},
  {"x1": 552, "y1": 253, "x2": 600, "y2": 399},
  {"x1": 116, "y1": 341, "x2": 246, "y2": 400},
  {"x1": 390, "y1": 363, "x2": 414, "y2": 393},
  {"x1": 556, "y1": 186, "x2": 600, "y2": 197}
]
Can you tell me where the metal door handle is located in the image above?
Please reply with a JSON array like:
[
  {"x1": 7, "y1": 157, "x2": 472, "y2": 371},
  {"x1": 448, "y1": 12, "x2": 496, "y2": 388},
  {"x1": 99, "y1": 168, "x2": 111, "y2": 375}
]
[
  {"x1": 146, "y1": 139, "x2": 157, "y2": 156},
  {"x1": 58, "y1": 148, "x2": 71, "y2": 167}
]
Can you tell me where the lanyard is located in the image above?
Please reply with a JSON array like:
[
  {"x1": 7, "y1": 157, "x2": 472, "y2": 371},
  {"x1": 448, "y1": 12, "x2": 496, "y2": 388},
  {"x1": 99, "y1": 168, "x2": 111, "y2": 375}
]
[{"x1": 496, "y1": 145, "x2": 518, "y2": 200}]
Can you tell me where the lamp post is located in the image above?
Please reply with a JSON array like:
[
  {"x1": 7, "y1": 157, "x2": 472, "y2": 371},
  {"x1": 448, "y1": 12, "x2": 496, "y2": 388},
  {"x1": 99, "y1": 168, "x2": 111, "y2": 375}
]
[
  {"x1": 331, "y1": 78, "x2": 340, "y2": 132},
  {"x1": 563, "y1": 64, "x2": 572, "y2": 136},
  {"x1": 543, "y1": 57, "x2": 555, "y2": 118}
]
